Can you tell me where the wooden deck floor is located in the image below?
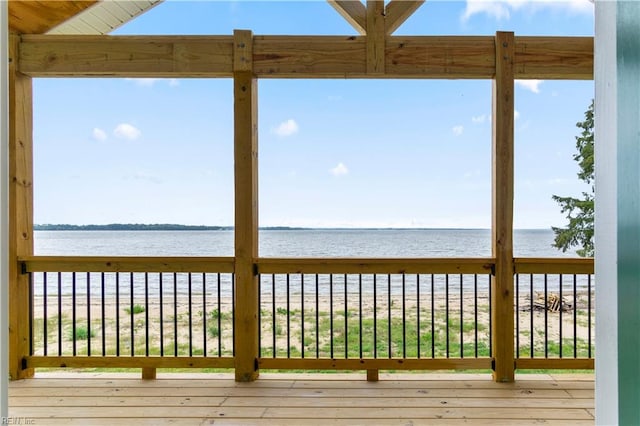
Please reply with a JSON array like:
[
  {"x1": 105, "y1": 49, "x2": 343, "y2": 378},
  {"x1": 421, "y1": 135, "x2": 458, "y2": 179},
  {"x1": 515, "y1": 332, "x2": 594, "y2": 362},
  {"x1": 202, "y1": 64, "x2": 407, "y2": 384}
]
[{"x1": 8, "y1": 372, "x2": 594, "y2": 425}]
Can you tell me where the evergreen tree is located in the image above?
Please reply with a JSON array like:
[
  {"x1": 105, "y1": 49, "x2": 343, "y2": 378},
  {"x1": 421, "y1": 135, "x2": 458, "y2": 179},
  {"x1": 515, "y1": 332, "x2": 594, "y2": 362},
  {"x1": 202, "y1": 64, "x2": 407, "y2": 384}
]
[{"x1": 552, "y1": 100, "x2": 594, "y2": 257}]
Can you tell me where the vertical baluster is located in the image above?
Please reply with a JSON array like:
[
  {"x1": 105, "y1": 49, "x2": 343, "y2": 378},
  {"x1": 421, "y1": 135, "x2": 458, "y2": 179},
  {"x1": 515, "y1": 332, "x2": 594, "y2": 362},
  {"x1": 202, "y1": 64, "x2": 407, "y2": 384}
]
[
  {"x1": 272, "y1": 274, "x2": 276, "y2": 358},
  {"x1": 202, "y1": 273, "x2": 207, "y2": 357},
  {"x1": 344, "y1": 274, "x2": 348, "y2": 359},
  {"x1": 315, "y1": 274, "x2": 319, "y2": 358},
  {"x1": 373, "y1": 274, "x2": 377, "y2": 359},
  {"x1": 101, "y1": 273, "x2": 105, "y2": 357},
  {"x1": 488, "y1": 274, "x2": 492, "y2": 358},
  {"x1": 145, "y1": 273, "x2": 149, "y2": 357},
  {"x1": 173, "y1": 272, "x2": 178, "y2": 357},
  {"x1": 474, "y1": 274, "x2": 478, "y2": 358},
  {"x1": 588, "y1": 274, "x2": 592, "y2": 358},
  {"x1": 116, "y1": 273, "x2": 120, "y2": 357},
  {"x1": 387, "y1": 274, "x2": 391, "y2": 359},
  {"x1": 559, "y1": 274, "x2": 563, "y2": 358},
  {"x1": 130, "y1": 272, "x2": 134, "y2": 357},
  {"x1": 402, "y1": 274, "x2": 406, "y2": 359},
  {"x1": 459, "y1": 274, "x2": 463, "y2": 358},
  {"x1": 530, "y1": 274, "x2": 534, "y2": 358},
  {"x1": 159, "y1": 273, "x2": 164, "y2": 357},
  {"x1": 417, "y1": 274, "x2": 421, "y2": 359},
  {"x1": 57, "y1": 272, "x2": 62, "y2": 356},
  {"x1": 430, "y1": 274, "x2": 435, "y2": 358},
  {"x1": 286, "y1": 274, "x2": 291, "y2": 359},
  {"x1": 445, "y1": 274, "x2": 450, "y2": 358},
  {"x1": 87, "y1": 272, "x2": 91, "y2": 356},
  {"x1": 188, "y1": 273, "x2": 193, "y2": 357},
  {"x1": 301, "y1": 274, "x2": 305, "y2": 358},
  {"x1": 330, "y1": 274, "x2": 334, "y2": 359},
  {"x1": 218, "y1": 273, "x2": 222, "y2": 356},
  {"x1": 72, "y1": 272, "x2": 77, "y2": 356},
  {"x1": 573, "y1": 274, "x2": 577, "y2": 358},
  {"x1": 544, "y1": 274, "x2": 548, "y2": 358},
  {"x1": 28, "y1": 272, "x2": 33, "y2": 356},
  {"x1": 359, "y1": 274, "x2": 363, "y2": 359},
  {"x1": 43, "y1": 273, "x2": 48, "y2": 356},
  {"x1": 515, "y1": 274, "x2": 519, "y2": 359}
]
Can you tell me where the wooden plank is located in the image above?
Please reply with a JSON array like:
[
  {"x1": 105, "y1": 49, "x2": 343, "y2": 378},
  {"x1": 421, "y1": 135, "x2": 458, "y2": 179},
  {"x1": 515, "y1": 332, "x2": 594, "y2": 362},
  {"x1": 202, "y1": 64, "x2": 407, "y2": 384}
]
[
  {"x1": 11, "y1": 395, "x2": 228, "y2": 407},
  {"x1": 516, "y1": 358, "x2": 594, "y2": 370},
  {"x1": 385, "y1": 36, "x2": 495, "y2": 78},
  {"x1": 327, "y1": 0, "x2": 367, "y2": 35},
  {"x1": 26, "y1": 356, "x2": 235, "y2": 369},
  {"x1": 9, "y1": 0, "x2": 98, "y2": 34},
  {"x1": 366, "y1": 0, "x2": 385, "y2": 74},
  {"x1": 18, "y1": 35, "x2": 593, "y2": 80},
  {"x1": 252, "y1": 35, "x2": 366, "y2": 78},
  {"x1": 8, "y1": 33, "x2": 34, "y2": 380},
  {"x1": 9, "y1": 406, "x2": 267, "y2": 418},
  {"x1": 20, "y1": 255, "x2": 235, "y2": 273},
  {"x1": 256, "y1": 257, "x2": 495, "y2": 274},
  {"x1": 515, "y1": 36, "x2": 593, "y2": 80},
  {"x1": 9, "y1": 385, "x2": 578, "y2": 399},
  {"x1": 385, "y1": 0, "x2": 425, "y2": 35},
  {"x1": 491, "y1": 31, "x2": 515, "y2": 383},
  {"x1": 259, "y1": 358, "x2": 492, "y2": 371},
  {"x1": 19, "y1": 35, "x2": 234, "y2": 77},
  {"x1": 220, "y1": 396, "x2": 593, "y2": 409},
  {"x1": 260, "y1": 406, "x2": 594, "y2": 420},
  {"x1": 141, "y1": 367, "x2": 156, "y2": 380},
  {"x1": 514, "y1": 258, "x2": 594, "y2": 274},
  {"x1": 233, "y1": 30, "x2": 259, "y2": 383}
]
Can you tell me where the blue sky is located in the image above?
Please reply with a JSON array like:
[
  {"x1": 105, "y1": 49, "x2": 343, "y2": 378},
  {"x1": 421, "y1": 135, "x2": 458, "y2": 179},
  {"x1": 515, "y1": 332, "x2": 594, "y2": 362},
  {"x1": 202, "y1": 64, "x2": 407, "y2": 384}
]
[{"x1": 33, "y1": 0, "x2": 594, "y2": 229}]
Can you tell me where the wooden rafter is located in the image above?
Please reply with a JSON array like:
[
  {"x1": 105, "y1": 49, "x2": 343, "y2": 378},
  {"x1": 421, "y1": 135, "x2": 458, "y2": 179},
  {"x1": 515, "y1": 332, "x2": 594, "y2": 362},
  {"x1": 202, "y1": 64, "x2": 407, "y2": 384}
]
[
  {"x1": 385, "y1": 0, "x2": 425, "y2": 35},
  {"x1": 366, "y1": 0, "x2": 385, "y2": 74},
  {"x1": 327, "y1": 0, "x2": 367, "y2": 35}
]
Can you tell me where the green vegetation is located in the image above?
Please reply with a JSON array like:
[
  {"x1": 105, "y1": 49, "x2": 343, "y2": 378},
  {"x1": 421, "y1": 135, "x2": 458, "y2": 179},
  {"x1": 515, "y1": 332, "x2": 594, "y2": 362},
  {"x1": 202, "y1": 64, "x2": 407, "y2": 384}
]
[
  {"x1": 552, "y1": 100, "x2": 594, "y2": 257},
  {"x1": 124, "y1": 304, "x2": 146, "y2": 315},
  {"x1": 71, "y1": 325, "x2": 95, "y2": 340}
]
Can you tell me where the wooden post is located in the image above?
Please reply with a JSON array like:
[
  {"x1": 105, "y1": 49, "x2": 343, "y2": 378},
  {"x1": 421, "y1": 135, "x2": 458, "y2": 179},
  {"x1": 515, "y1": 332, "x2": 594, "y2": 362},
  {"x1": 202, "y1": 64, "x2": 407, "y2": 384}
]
[
  {"x1": 8, "y1": 33, "x2": 34, "y2": 380},
  {"x1": 366, "y1": 0, "x2": 385, "y2": 75},
  {"x1": 141, "y1": 367, "x2": 156, "y2": 380},
  {"x1": 233, "y1": 29, "x2": 259, "y2": 382},
  {"x1": 491, "y1": 31, "x2": 515, "y2": 383}
]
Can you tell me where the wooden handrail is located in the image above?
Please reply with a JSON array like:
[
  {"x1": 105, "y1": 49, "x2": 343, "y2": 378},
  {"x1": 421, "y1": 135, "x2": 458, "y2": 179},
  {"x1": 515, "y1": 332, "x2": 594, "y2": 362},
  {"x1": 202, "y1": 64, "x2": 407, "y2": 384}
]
[
  {"x1": 19, "y1": 256, "x2": 235, "y2": 273},
  {"x1": 514, "y1": 257, "x2": 594, "y2": 274},
  {"x1": 257, "y1": 257, "x2": 494, "y2": 274}
]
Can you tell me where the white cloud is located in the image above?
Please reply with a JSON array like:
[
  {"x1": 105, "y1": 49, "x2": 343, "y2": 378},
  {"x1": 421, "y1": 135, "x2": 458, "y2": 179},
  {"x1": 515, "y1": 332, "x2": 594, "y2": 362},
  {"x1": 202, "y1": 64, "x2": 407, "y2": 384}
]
[
  {"x1": 126, "y1": 78, "x2": 180, "y2": 88},
  {"x1": 273, "y1": 119, "x2": 299, "y2": 137},
  {"x1": 92, "y1": 128, "x2": 107, "y2": 141},
  {"x1": 514, "y1": 110, "x2": 521, "y2": 121},
  {"x1": 462, "y1": 0, "x2": 510, "y2": 21},
  {"x1": 452, "y1": 125, "x2": 464, "y2": 136},
  {"x1": 330, "y1": 162, "x2": 349, "y2": 177},
  {"x1": 114, "y1": 123, "x2": 141, "y2": 141},
  {"x1": 516, "y1": 79, "x2": 543, "y2": 94},
  {"x1": 472, "y1": 114, "x2": 487, "y2": 124},
  {"x1": 461, "y1": 0, "x2": 593, "y2": 22}
]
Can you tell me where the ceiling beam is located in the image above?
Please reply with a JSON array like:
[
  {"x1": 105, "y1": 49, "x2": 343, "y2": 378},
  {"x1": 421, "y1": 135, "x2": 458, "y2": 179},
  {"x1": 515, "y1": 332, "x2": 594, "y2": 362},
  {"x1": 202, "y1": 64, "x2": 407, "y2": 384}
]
[
  {"x1": 17, "y1": 34, "x2": 594, "y2": 80},
  {"x1": 385, "y1": 0, "x2": 425, "y2": 35},
  {"x1": 327, "y1": 0, "x2": 366, "y2": 35}
]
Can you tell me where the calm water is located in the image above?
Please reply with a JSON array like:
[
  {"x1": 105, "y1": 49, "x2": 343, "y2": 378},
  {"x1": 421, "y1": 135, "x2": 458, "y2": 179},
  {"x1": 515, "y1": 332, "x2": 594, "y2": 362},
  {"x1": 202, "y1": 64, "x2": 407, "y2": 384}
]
[
  {"x1": 31, "y1": 229, "x2": 581, "y2": 296},
  {"x1": 34, "y1": 229, "x2": 573, "y2": 258}
]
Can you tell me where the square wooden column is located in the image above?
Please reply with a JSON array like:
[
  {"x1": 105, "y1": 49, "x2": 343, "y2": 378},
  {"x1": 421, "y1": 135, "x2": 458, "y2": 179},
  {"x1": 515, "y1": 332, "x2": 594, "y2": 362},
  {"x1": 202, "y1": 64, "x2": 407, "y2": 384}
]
[
  {"x1": 491, "y1": 31, "x2": 515, "y2": 383},
  {"x1": 233, "y1": 30, "x2": 259, "y2": 382},
  {"x1": 8, "y1": 33, "x2": 34, "y2": 380}
]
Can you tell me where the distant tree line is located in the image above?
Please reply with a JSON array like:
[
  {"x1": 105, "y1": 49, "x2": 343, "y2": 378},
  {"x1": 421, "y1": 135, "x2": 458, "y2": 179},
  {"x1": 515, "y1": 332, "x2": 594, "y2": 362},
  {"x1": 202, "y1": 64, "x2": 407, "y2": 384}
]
[{"x1": 33, "y1": 224, "x2": 306, "y2": 231}]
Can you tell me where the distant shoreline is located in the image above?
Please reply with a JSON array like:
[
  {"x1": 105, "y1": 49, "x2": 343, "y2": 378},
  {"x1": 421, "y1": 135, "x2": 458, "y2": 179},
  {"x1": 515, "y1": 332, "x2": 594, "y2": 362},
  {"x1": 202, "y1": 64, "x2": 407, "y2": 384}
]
[{"x1": 33, "y1": 224, "x2": 548, "y2": 232}]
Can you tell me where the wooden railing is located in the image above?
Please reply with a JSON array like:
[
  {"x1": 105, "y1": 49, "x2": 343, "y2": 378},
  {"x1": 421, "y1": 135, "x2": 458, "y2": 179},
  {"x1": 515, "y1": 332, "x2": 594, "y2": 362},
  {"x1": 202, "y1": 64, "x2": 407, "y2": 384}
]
[{"x1": 16, "y1": 255, "x2": 594, "y2": 380}]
